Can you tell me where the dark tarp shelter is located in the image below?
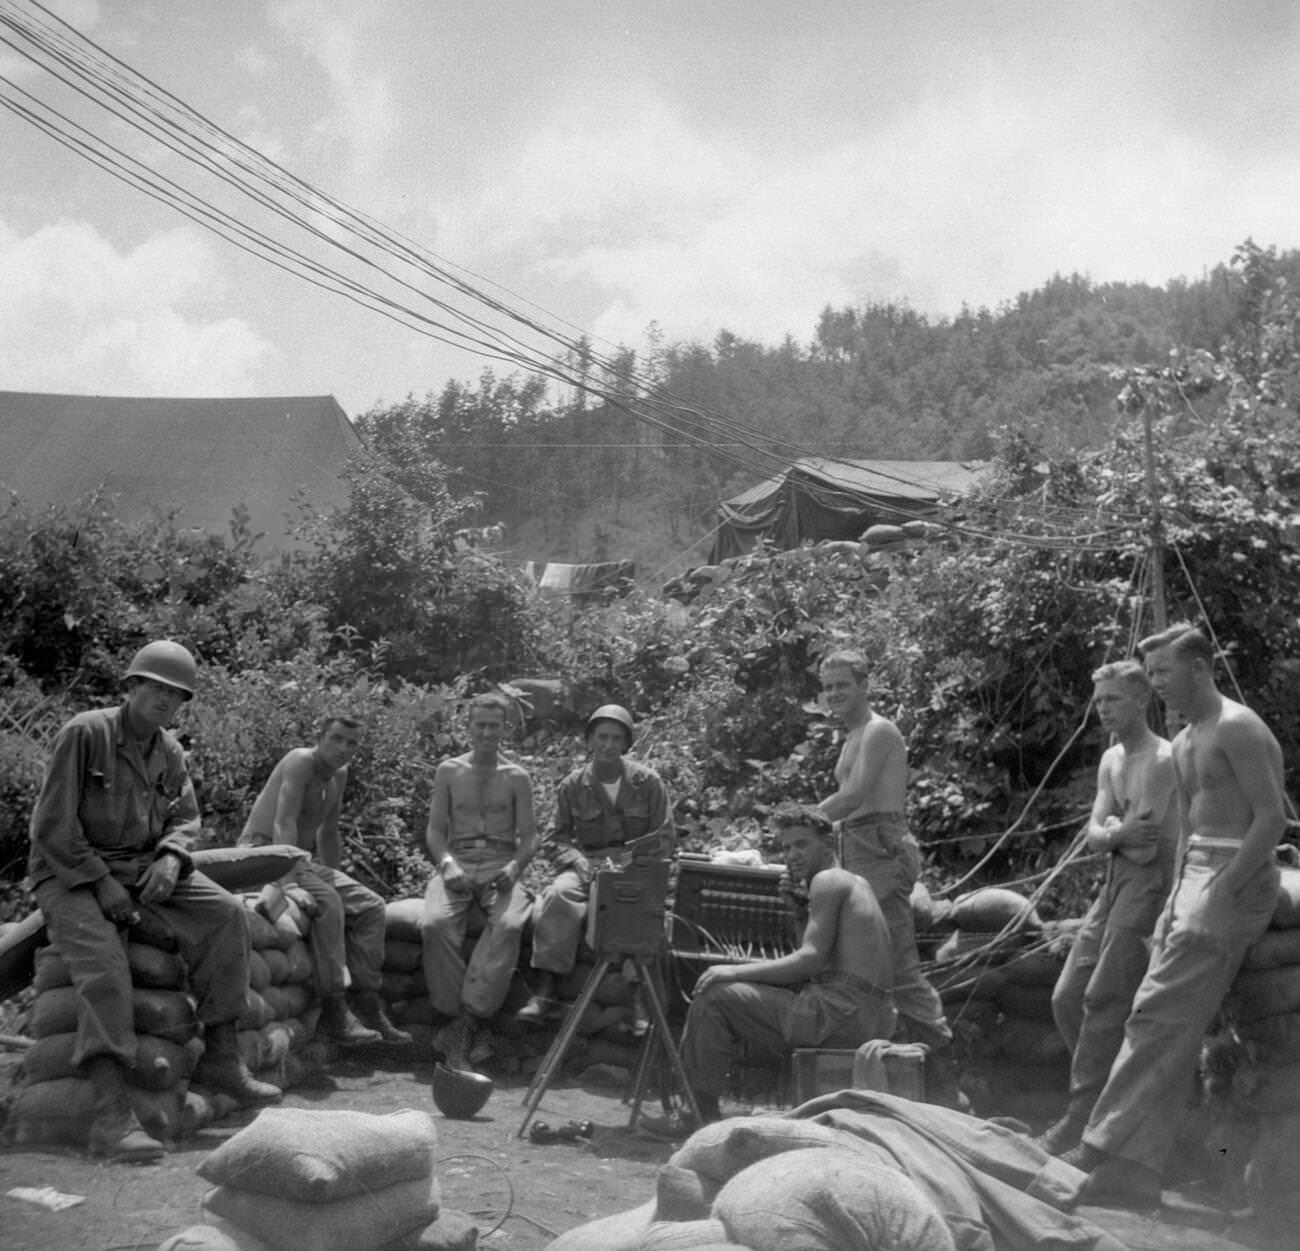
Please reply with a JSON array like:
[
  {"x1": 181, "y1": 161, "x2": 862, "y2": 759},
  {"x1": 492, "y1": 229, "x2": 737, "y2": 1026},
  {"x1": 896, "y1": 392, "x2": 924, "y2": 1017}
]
[
  {"x1": 0, "y1": 391, "x2": 361, "y2": 548},
  {"x1": 711, "y1": 457, "x2": 989, "y2": 562}
]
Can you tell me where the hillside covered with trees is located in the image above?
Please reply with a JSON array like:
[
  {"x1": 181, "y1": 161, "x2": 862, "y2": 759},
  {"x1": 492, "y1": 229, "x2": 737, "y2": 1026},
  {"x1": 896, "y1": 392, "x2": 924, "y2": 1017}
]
[
  {"x1": 357, "y1": 240, "x2": 1300, "y2": 573},
  {"x1": 3, "y1": 239, "x2": 1300, "y2": 926}
]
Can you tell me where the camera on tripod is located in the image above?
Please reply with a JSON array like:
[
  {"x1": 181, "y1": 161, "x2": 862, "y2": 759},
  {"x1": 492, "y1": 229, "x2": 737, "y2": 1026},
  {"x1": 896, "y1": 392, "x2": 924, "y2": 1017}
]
[{"x1": 584, "y1": 831, "x2": 673, "y2": 958}]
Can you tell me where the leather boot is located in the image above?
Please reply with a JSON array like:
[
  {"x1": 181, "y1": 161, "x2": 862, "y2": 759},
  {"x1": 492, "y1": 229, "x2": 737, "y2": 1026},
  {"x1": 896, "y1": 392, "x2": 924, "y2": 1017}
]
[
  {"x1": 195, "y1": 1022, "x2": 282, "y2": 1106},
  {"x1": 318, "y1": 995, "x2": 383, "y2": 1045},
  {"x1": 1035, "y1": 1100, "x2": 1093, "y2": 1157},
  {"x1": 85, "y1": 1056, "x2": 165, "y2": 1163},
  {"x1": 352, "y1": 992, "x2": 413, "y2": 1045},
  {"x1": 516, "y1": 972, "x2": 559, "y2": 1025},
  {"x1": 434, "y1": 1016, "x2": 471, "y2": 1070}
]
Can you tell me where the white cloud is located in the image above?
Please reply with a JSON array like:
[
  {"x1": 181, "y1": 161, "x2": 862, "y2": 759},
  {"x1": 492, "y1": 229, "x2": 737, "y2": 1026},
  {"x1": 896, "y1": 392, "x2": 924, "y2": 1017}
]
[
  {"x1": 236, "y1": 44, "x2": 271, "y2": 76},
  {"x1": 268, "y1": 0, "x2": 398, "y2": 188},
  {"x1": 0, "y1": 218, "x2": 272, "y2": 394},
  {"x1": 440, "y1": 70, "x2": 1300, "y2": 361}
]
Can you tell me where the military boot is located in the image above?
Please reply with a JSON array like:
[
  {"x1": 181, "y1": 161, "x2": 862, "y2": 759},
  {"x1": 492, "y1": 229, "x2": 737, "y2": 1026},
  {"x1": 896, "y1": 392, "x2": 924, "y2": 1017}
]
[
  {"x1": 1035, "y1": 1100, "x2": 1093, "y2": 1157},
  {"x1": 318, "y1": 995, "x2": 383, "y2": 1045},
  {"x1": 352, "y1": 992, "x2": 413, "y2": 1045},
  {"x1": 85, "y1": 1056, "x2": 165, "y2": 1163},
  {"x1": 195, "y1": 1021, "x2": 283, "y2": 1106}
]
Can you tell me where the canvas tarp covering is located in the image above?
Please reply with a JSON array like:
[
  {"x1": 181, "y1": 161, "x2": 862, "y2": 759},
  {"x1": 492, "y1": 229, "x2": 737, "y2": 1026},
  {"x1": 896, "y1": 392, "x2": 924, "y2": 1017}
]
[
  {"x1": 712, "y1": 457, "x2": 988, "y2": 562},
  {"x1": 524, "y1": 560, "x2": 635, "y2": 599},
  {"x1": 0, "y1": 391, "x2": 362, "y2": 548}
]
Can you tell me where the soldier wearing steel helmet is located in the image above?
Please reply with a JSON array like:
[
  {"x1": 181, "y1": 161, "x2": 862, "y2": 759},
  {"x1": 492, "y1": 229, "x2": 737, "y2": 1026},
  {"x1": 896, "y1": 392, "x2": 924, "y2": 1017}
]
[
  {"x1": 26, "y1": 640, "x2": 280, "y2": 1164},
  {"x1": 517, "y1": 704, "x2": 674, "y2": 1024}
]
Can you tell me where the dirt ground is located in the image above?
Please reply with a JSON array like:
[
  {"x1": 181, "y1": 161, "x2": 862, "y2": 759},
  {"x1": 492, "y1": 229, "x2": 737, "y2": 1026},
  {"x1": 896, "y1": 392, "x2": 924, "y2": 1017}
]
[
  {"x1": 0, "y1": 1044, "x2": 678, "y2": 1251},
  {"x1": 0, "y1": 1044, "x2": 1285, "y2": 1251}
]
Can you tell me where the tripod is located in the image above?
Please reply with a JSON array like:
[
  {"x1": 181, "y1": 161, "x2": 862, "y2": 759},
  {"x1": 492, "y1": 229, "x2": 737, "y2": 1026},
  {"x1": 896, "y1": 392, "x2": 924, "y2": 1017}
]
[{"x1": 517, "y1": 857, "x2": 699, "y2": 1138}]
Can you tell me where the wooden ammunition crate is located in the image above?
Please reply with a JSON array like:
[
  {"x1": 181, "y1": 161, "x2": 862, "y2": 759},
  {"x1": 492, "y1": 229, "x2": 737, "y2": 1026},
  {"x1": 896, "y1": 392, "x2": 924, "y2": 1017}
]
[{"x1": 791, "y1": 1045, "x2": 926, "y2": 1104}]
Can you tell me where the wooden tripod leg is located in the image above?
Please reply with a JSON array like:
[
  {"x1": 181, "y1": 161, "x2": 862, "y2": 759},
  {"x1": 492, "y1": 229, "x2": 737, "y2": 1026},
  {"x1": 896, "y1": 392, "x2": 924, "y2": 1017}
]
[
  {"x1": 632, "y1": 957, "x2": 701, "y2": 1124},
  {"x1": 518, "y1": 958, "x2": 612, "y2": 1139},
  {"x1": 626, "y1": 1018, "x2": 658, "y2": 1123}
]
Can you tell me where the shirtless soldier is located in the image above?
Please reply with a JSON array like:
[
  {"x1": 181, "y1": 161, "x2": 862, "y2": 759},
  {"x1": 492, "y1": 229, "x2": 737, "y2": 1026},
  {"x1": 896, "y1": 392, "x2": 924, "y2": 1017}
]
[
  {"x1": 420, "y1": 692, "x2": 537, "y2": 1070},
  {"x1": 639, "y1": 803, "x2": 896, "y2": 1138},
  {"x1": 1065, "y1": 624, "x2": 1286, "y2": 1209},
  {"x1": 240, "y1": 715, "x2": 410, "y2": 1046},
  {"x1": 1037, "y1": 660, "x2": 1178, "y2": 1154},
  {"x1": 814, "y1": 649, "x2": 955, "y2": 1095}
]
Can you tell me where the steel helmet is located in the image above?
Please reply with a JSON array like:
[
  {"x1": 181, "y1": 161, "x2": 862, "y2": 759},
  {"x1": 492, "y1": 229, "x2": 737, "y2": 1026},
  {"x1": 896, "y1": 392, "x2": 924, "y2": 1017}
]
[
  {"x1": 431, "y1": 1062, "x2": 494, "y2": 1119},
  {"x1": 585, "y1": 703, "x2": 634, "y2": 749},
  {"x1": 124, "y1": 640, "x2": 198, "y2": 699}
]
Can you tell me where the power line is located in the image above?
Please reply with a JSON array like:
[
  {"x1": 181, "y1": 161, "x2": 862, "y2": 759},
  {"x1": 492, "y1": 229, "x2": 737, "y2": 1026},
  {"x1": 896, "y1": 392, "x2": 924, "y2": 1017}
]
[{"x1": 0, "y1": 0, "x2": 1155, "y2": 557}]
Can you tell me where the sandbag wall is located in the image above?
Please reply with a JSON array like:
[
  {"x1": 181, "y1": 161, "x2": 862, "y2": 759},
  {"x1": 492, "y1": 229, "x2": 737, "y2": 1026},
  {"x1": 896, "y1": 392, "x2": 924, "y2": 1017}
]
[
  {"x1": 7, "y1": 933, "x2": 212, "y2": 1148},
  {"x1": 379, "y1": 898, "x2": 642, "y2": 1082},
  {"x1": 239, "y1": 893, "x2": 333, "y2": 1091},
  {"x1": 1214, "y1": 863, "x2": 1300, "y2": 1225},
  {"x1": 924, "y1": 887, "x2": 1069, "y2": 1121},
  {"x1": 5, "y1": 892, "x2": 330, "y2": 1150}
]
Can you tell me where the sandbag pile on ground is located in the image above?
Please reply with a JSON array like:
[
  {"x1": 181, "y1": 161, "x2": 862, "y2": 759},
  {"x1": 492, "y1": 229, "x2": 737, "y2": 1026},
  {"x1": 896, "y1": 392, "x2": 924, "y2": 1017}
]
[
  {"x1": 188, "y1": 1106, "x2": 446, "y2": 1251},
  {"x1": 235, "y1": 892, "x2": 331, "y2": 1093},
  {"x1": 923, "y1": 888, "x2": 1066, "y2": 1118},
  {"x1": 381, "y1": 899, "x2": 433, "y2": 1034},
  {"x1": 5, "y1": 933, "x2": 209, "y2": 1147},
  {"x1": 1210, "y1": 864, "x2": 1300, "y2": 1222},
  {"x1": 379, "y1": 899, "x2": 561, "y2": 1079},
  {"x1": 543, "y1": 1099, "x2": 1125, "y2": 1251}
]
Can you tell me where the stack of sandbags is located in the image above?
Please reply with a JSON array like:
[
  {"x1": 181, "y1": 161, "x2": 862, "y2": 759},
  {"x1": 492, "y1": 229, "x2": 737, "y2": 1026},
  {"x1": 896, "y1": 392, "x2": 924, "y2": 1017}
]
[
  {"x1": 189, "y1": 1107, "x2": 446, "y2": 1251},
  {"x1": 234, "y1": 892, "x2": 330, "y2": 1092},
  {"x1": 378, "y1": 898, "x2": 542, "y2": 1076},
  {"x1": 984, "y1": 940, "x2": 1070, "y2": 1121},
  {"x1": 925, "y1": 888, "x2": 1057, "y2": 1117},
  {"x1": 5, "y1": 935, "x2": 208, "y2": 1147},
  {"x1": 381, "y1": 899, "x2": 434, "y2": 1036},
  {"x1": 552, "y1": 959, "x2": 643, "y2": 1083},
  {"x1": 1209, "y1": 864, "x2": 1300, "y2": 1219}
]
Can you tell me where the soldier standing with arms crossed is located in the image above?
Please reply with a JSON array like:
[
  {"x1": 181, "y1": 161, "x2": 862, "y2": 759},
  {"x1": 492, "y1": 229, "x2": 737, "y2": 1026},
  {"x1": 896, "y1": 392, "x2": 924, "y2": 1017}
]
[
  {"x1": 1037, "y1": 659, "x2": 1178, "y2": 1155},
  {"x1": 1066, "y1": 624, "x2": 1286, "y2": 1209}
]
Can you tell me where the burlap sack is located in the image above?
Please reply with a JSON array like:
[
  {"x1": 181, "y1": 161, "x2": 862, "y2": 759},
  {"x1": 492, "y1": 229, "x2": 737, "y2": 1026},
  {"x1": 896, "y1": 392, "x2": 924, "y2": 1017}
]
[
  {"x1": 711, "y1": 1149, "x2": 955, "y2": 1251},
  {"x1": 384, "y1": 938, "x2": 425, "y2": 974},
  {"x1": 203, "y1": 1173, "x2": 440, "y2": 1251},
  {"x1": 1227, "y1": 964, "x2": 1300, "y2": 1024},
  {"x1": 385, "y1": 898, "x2": 425, "y2": 944},
  {"x1": 156, "y1": 1215, "x2": 279, "y2": 1251},
  {"x1": 7, "y1": 1077, "x2": 186, "y2": 1145},
  {"x1": 29, "y1": 985, "x2": 198, "y2": 1043},
  {"x1": 198, "y1": 1106, "x2": 438, "y2": 1201},
  {"x1": 22, "y1": 1030, "x2": 199, "y2": 1091},
  {"x1": 191, "y1": 845, "x2": 311, "y2": 892},
  {"x1": 1242, "y1": 926, "x2": 1300, "y2": 971}
]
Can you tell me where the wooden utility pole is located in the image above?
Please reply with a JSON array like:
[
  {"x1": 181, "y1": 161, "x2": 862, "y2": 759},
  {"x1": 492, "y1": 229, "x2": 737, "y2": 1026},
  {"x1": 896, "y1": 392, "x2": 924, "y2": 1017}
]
[{"x1": 1142, "y1": 404, "x2": 1168, "y2": 633}]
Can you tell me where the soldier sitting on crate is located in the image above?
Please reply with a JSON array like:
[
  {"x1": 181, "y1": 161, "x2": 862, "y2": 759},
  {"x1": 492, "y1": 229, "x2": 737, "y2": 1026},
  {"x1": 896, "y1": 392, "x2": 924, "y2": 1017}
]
[
  {"x1": 639, "y1": 802, "x2": 896, "y2": 1140},
  {"x1": 517, "y1": 704, "x2": 674, "y2": 1025},
  {"x1": 239, "y1": 714, "x2": 412, "y2": 1047}
]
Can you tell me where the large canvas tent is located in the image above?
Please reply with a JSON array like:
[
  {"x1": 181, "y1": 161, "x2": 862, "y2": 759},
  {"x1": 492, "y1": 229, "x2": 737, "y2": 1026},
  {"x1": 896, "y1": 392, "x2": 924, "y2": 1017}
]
[
  {"x1": 0, "y1": 391, "x2": 361, "y2": 548},
  {"x1": 712, "y1": 457, "x2": 989, "y2": 561}
]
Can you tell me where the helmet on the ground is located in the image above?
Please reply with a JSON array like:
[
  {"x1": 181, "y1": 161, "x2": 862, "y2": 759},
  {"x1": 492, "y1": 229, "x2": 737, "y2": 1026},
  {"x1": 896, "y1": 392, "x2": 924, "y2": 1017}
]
[
  {"x1": 125, "y1": 640, "x2": 197, "y2": 699},
  {"x1": 585, "y1": 704, "x2": 634, "y2": 750},
  {"x1": 432, "y1": 1062, "x2": 494, "y2": 1119}
]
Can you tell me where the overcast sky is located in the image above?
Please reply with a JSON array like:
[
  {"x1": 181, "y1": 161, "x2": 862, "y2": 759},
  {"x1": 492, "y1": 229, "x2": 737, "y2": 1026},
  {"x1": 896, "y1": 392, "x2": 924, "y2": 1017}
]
[{"x1": 2, "y1": 0, "x2": 1299, "y2": 418}]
